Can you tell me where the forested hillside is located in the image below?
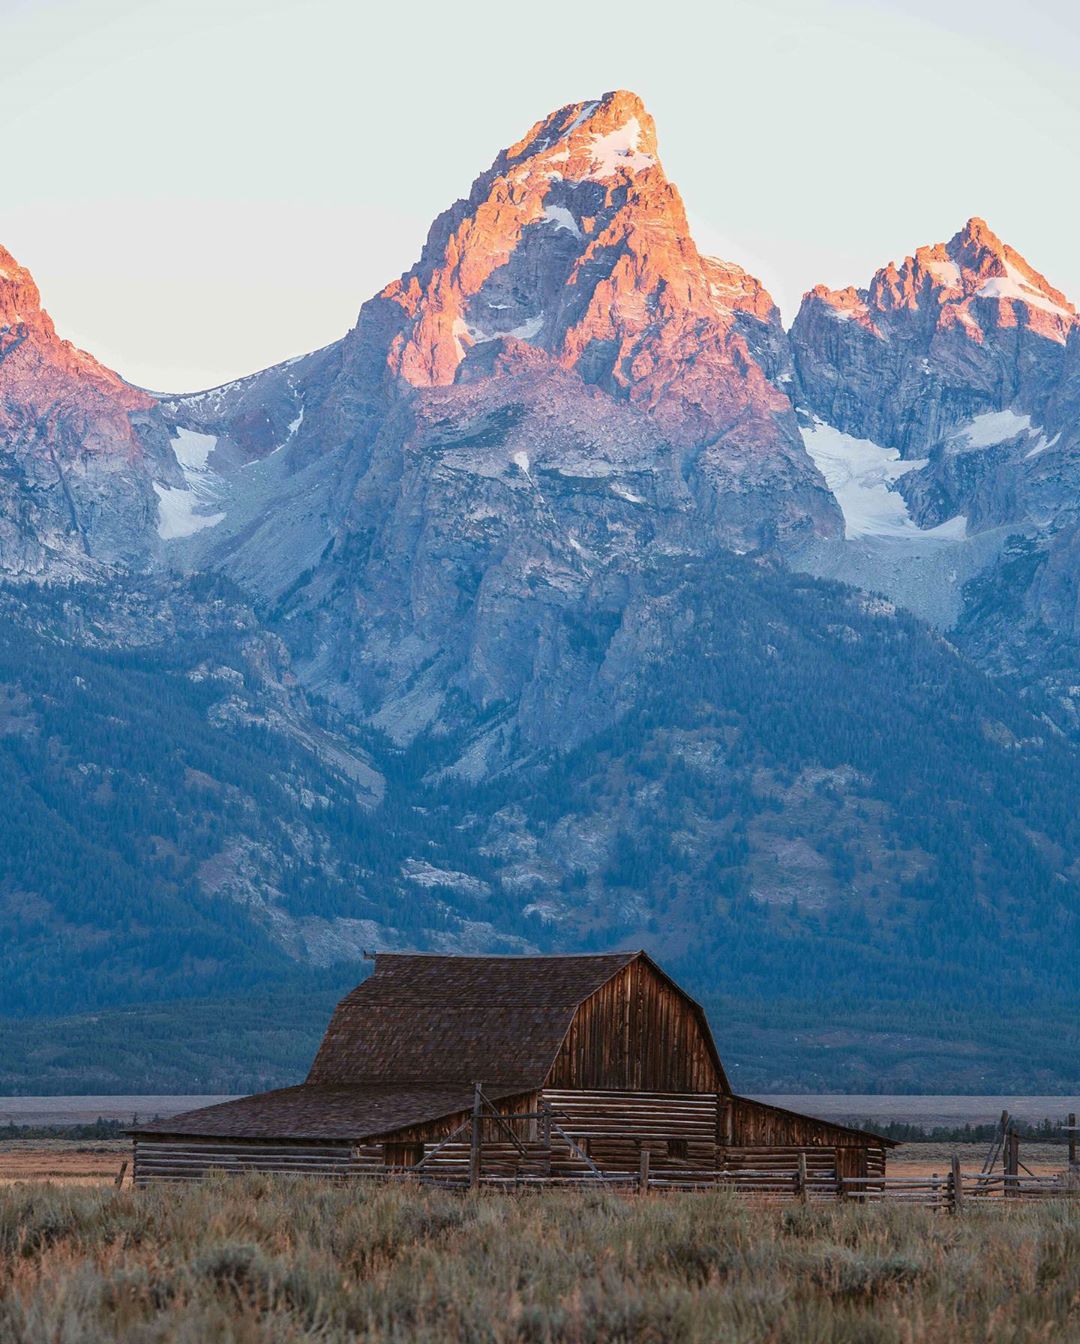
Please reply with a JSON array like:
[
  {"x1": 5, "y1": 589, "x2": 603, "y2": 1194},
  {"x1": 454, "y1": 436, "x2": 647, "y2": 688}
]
[{"x1": 3, "y1": 554, "x2": 1077, "y2": 1091}]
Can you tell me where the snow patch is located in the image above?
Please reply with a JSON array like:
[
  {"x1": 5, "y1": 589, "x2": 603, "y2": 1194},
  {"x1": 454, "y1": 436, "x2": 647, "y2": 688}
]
[
  {"x1": 801, "y1": 419, "x2": 966, "y2": 541},
  {"x1": 925, "y1": 258, "x2": 962, "y2": 288},
  {"x1": 1025, "y1": 431, "x2": 1061, "y2": 459},
  {"x1": 512, "y1": 450, "x2": 531, "y2": 475},
  {"x1": 563, "y1": 100, "x2": 600, "y2": 135},
  {"x1": 948, "y1": 409, "x2": 1032, "y2": 452},
  {"x1": 157, "y1": 426, "x2": 227, "y2": 539},
  {"x1": 542, "y1": 204, "x2": 582, "y2": 238},
  {"x1": 976, "y1": 263, "x2": 1074, "y2": 325},
  {"x1": 587, "y1": 118, "x2": 655, "y2": 179},
  {"x1": 507, "y1": 315, "x2": 543, "y2": 340},
  {"x1": 462, "y1": 315, "x2": 542, "y2": 345},
  {"x1": 171, "y1": 427, "x2": 217, "y2": 471},
  {"x1": 153, "y1": 483, "x2": 225, "y2": 540},
  {"x1": 610, "y1": 481, "x2": 645, "y2": 504}
]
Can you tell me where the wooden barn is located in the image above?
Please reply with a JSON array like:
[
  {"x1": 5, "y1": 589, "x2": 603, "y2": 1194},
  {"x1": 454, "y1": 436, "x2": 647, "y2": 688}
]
[{"x1": 131, "y1": 952, "x2": 894, "y2": 1190}]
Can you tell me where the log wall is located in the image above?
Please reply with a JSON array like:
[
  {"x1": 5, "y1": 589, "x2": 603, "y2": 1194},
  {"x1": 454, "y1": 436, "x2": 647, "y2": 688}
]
[{"x1": 543, "y1": 1088, "x2": 718, "y2": 1173}]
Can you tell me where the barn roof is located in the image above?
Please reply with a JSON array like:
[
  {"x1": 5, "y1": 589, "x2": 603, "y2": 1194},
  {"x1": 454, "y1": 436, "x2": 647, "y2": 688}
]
[
  {"x1": 305, "y1": 951, "x2": 647, "y2": 1089},
  {"x1": 131, "y1": 1082, "x2": 527, "y2": 1142},
  {"x1": 134, "y1": 951, "x2": 663, "y2": 1141}
]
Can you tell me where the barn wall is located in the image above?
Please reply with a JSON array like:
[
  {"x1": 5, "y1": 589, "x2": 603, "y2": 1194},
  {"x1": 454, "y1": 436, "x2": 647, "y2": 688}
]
[
  {"x1": 543, "y1": 1088, "x2": 718, "y2": 1172},
  {"x1": 727, "y1": 1095, "x2": 889, "y2": 1172},
  {"x1": 384, "y1": 1091, "x2": 539, "y2": 1145},
  {"x1": 547, "y1": 960, "x2": 723, "y2": 1092},
  {"x1": 132, "y1": 1137, "x2": 364, "y2": 1184}
]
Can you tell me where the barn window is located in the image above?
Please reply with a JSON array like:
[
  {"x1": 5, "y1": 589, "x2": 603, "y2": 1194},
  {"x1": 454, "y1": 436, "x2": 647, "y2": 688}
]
[
  {"x1": 669, "y1": 1138, "x2": 688, "y2": 1160},
  {"x1": 383, "y1": 1142, "x2": 423, "y2": 1169}
]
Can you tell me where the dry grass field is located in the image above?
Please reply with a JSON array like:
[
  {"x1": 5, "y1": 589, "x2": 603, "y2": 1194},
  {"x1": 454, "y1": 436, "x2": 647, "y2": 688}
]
[{"x1": 0, "y1": 1176, "x2": 1076, "y2": 1343}]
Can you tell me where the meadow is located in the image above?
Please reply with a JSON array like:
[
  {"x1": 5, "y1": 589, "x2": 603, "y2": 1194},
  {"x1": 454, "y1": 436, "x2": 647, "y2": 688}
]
[{"x1": 0, "y1": 1178, "x2": 1076, "y2": 1343}]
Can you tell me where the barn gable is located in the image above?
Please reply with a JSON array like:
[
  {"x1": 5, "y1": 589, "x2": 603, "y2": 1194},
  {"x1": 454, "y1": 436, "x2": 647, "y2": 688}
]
[{"x1": 546, "y1": 954, "x2": 728, "y2": 1093}]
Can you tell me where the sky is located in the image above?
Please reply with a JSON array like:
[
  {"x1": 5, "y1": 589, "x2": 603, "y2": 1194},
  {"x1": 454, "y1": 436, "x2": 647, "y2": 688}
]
[{"x1": 2, "y1": 0, "x2": 1078, "y2": 391}]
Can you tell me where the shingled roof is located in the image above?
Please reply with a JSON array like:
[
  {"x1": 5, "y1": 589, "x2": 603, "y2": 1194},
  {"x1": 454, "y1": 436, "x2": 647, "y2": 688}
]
[
  {"x1": 131, "y1": 1082, "x2": 527, "y2": 1142},
  {"x1": 306, "y1": 951, "x2": 644, "y2": 1089},
  {"x1": 133, "y1": 952, "x2": 650, "y2": 1141}
]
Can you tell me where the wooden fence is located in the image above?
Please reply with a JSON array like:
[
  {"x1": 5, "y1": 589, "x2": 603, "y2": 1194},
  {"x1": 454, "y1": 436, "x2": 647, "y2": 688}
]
[{"x1": 841, "y1": 1154, "x2": 1080, "y2": 1212}]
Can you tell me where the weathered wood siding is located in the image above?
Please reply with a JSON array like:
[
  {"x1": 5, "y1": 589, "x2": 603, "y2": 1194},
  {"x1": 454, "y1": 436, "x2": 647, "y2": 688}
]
[
  {"x1": 385, "y1": 1091, "x2": 538, "y2": 1146},
  {"x1": 132, "y1": 1137, "x2": 367, "y2": 1184},
  {"x1": 727, "y1": 1096, "x2": 872, "y2": 1147},
  {"x1": 543, "y1": 1088, "x2": 718, "y2": 1172},
  {"x1": 547, "y1": 959, "x2": 723, "y2": 1092}
]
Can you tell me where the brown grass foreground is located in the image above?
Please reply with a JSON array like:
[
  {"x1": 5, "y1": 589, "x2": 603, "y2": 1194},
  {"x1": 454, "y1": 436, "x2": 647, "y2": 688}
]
[{"x1": 0, "y1": 1179, "x2": 1077, "y2": 1344}]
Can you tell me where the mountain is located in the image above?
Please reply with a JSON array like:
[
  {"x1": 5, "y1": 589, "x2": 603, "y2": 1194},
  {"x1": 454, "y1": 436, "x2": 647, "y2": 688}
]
[
  {"x1": 789, "y1": 218, "x2": 1080, "y2": 726},
  {"x1": 0, "y1": 245, "x2": 177, "y2": 577},
  {"x1": 791, "y1": 216, "x2": 1076, "y2": 457},
  {"x1": 1, "y1": 95, "x2": 1079, "y2": 1091},
  {"x1": 147, "y1": 91, "x2": 840, "y2": 768}
]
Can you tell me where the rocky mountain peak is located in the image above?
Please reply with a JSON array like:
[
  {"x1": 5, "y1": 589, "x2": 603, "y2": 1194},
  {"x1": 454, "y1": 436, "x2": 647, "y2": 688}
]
[
  {"x1": 499, "y1": 89, "x2": 659, "y2": 181},
  {"x1": 0, "y1": 243, "x2": 152, "y2": 406},
  {"x1": 0, "y1": 244, "x2": 50, "y2": 335},
  {"x1": 0, "y1": 241, "x2": 163, "y2": 578},
  {"x1": 372, "y1": 89, "x2": 798, "y2": 400},
  {"x1": 824, "y1": 218, "x2": 1079, "y2": 345},
  {"x1": 376, "y1": 88, "x2": 694, "y2": 392},
  {"x1": 942, "y1": 217, "x2": 1076, "y2": 331},
  {"x1": 791, "y1": 215, "x2": 1079, "y2": 468},
  {"x1": 360, "y1": 92, "x2": 836, "y2": 541}
]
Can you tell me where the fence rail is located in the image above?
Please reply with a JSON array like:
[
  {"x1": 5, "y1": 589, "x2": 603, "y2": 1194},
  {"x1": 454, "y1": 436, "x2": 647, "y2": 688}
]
[{"x1": 842, "y1": 1169, "x2": 1078, "y2": 1210}]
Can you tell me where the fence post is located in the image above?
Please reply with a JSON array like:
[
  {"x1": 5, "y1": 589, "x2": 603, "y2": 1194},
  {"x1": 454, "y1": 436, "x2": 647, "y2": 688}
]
[
  {"x1": 796, "y1": 1152, "x2": 809, "y2": 1205},
  {"x1": 114, "y1": 1159, "x2": 128, "y2": 1190},
  {"x1": 1004, "y1": 1128, "x2": 1019, "y2": 1197},
  {"x1": 639, "y1": 1147, "x2": 650, "y2": 1194},
  {"x1": 469, "y1": 1082, "x2": 483, "y2": 1189},
  {"x1": 950, "y1": 1154, "x2": 963, "y2": 1215},
  {"x1": 1069, "y1": 1114, "x2": 1076, "y2": 1169}
]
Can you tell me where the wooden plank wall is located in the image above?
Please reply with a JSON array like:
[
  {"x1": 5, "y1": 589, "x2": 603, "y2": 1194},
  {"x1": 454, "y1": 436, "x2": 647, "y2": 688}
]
[
  {"x1": 133, "y1": 1094, "x2": 888, "y2": 1186},
  {"x1": 547, "y1": 961, "x2": 722, "y2": 1093},
  {"x1": 543, "y1": 1088, "x2": 717, "y2": 1173},
  {"x1": 727, "y1": 1095, "x2": 887, "y2": 1175},
  {"x1": 133, "y1": 1138, "x2": 365, "y2": 1184}
]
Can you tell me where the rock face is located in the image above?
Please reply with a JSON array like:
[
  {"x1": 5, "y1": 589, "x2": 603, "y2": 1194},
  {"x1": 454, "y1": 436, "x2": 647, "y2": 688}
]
[
  {"x1": 791, "y1": 217, "x2": 1077, "y2": 460},
  {"x1": 789, "y1": 218, "x2": 1080, "y2": 723},
  {"x1": 0, "y1": 245, "x2": 175, "y2": 577},
  {"x1": 370, "y1": 92, "x2": 835, "y2": 547}
]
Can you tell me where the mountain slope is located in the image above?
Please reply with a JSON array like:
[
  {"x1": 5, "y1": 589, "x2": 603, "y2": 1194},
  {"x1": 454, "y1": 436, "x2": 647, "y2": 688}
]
[
  {"x1": 0, "y1": 575, "x2": 536, "y2": 1017},
  {"x1": 2, "y1": 552, "x2": 1078, "y2": 1089}
]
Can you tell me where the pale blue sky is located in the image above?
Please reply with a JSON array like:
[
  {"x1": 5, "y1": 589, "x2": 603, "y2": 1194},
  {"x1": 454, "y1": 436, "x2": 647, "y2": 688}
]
[{"x1": 3, "y1": 0, "x2": 1077, "y2": 390}]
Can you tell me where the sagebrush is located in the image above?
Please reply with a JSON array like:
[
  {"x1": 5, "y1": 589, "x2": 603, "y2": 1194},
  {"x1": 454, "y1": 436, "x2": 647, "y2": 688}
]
[{"x1": 0, "y1": 1178, "x2": 1077, "y2": 1343}]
